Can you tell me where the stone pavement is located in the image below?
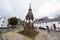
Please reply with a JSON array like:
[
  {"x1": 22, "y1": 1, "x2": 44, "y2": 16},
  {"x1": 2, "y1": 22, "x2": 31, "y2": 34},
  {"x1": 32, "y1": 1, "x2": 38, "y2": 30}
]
[
  {"x1": 49, "y1": 31, "x2": 60, "y2": 40},
  {"x1": 39, "y1": 30, "x2": 60, "y2": 40},
  {"x1": 2, "y1": 31, "x2": 52, "y2": 40},
  {"x1": 1, "y1": 28, "x2": 60, "y2": 40}
]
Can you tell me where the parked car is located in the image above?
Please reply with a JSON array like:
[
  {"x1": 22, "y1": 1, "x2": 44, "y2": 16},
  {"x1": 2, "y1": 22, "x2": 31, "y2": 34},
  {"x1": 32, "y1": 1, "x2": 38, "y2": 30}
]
[{"x1": 39, "y1": 27, "x2": 46, "y2": 30}]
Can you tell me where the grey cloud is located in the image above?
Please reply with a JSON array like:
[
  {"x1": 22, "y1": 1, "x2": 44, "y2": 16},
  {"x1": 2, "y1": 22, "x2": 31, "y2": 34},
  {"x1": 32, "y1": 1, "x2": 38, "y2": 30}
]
[
  {"x1": 50, "y1": 10, "x2": 60, "y2": 18},
  {"x1": 0, "y1": 0, "x2": 60, "y2": 20},
  {"x1": 54, "y1": 11, "x2": 60, "y2": 17}
]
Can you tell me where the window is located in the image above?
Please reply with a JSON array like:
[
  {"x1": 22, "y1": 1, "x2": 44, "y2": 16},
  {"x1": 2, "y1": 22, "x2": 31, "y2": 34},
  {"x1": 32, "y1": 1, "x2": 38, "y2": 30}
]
[
  {"x1": 3, "y1": 21, "x2": 5, "y2": 23},
  {"x1": 1, "y1": 24, "x2": 3, "y2": 26}
]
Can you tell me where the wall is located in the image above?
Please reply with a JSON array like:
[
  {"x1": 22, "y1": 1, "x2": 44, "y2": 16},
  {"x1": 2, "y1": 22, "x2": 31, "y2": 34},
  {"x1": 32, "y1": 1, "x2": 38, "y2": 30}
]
[
  {"x1": 0, "y1": 17, "x2": 8, "y2": 27},
  {"x1": 34, "y1": 21, "x2": 60, "y2": 30}
]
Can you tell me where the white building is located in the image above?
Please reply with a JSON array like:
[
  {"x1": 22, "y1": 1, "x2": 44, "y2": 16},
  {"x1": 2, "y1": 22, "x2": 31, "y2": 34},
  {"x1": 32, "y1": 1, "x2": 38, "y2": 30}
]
[
  {"x1": 34, "y1": 17, "x2": 60, "y2": 30},
  {"x1": 0, "y1": 17, "x2": 8, "y2": 28}
]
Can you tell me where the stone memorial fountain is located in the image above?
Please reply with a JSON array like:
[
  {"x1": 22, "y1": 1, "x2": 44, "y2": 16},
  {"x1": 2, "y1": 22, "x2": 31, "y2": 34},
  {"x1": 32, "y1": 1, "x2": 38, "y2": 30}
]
[{"x1": 18, "y1": 4, "x2": 39, "y2": 39}]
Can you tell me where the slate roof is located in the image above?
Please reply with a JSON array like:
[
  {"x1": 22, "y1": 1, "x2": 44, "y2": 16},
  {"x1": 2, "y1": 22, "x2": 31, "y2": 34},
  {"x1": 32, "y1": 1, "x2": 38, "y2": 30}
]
[{"x1": 34, "y1": 17, "x2": 60, "y2": 23}]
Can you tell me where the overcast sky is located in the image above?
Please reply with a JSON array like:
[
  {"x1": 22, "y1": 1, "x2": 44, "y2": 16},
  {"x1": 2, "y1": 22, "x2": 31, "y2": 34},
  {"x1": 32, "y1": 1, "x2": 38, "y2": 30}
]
[{"x1": 0, "y1": 0, "x2": 60, "y2": 19}]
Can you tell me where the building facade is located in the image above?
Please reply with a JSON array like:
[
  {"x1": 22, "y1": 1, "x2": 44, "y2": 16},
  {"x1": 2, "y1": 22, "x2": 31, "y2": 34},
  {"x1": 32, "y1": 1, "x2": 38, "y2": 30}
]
[
  {"x1": 34, "y1": 17, "x2": 60, "y2": 31},
  {"x1": 0, "y1": 16, "x2": 8, "y2": 27}
]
